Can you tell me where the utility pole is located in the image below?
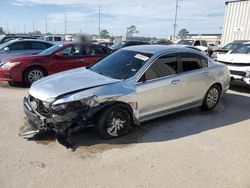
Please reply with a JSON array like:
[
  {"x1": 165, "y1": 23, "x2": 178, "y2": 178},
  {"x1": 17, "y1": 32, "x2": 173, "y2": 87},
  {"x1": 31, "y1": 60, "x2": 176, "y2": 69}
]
[
  {"x1": 45, "y1": 17, "x2": 47, "y2": 34},
  {"x1": 173, "y1": 0, "x2": 179, "y2": 39},
  {"x1": 6, "y1": 22, "x2": 9, "y2": 34},
  {"x1": 32, "y1": 22, "x2": 35, "y2": 33},
  {"x1": 64, "y1": 13, "x2": 67, "y2": 35},
  {"x1": 98, "y1": 5, "x2": 101, "y2": 37}
]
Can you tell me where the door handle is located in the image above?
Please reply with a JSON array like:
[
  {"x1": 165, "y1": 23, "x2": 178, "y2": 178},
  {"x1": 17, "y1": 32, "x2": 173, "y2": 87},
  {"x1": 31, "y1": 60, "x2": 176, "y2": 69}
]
[
  {"x1": 202, "y1": 71, "x2": 209, "y2": 76},
  {"x1": 171, "y1": 79, "x2": 180, "y2": 85}
]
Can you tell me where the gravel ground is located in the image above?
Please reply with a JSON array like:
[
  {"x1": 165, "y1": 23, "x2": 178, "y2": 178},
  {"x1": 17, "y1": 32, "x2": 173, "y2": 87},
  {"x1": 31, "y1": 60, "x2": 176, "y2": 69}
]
[{"x1": 0, "y1": 82, "x2": 250, "y2": 188}]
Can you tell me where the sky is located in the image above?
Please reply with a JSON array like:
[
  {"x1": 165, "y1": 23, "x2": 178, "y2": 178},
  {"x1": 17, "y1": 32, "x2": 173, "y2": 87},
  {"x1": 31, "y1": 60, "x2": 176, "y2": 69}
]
[{"x1": 0, "y1": 0, "x2": 228, "y2": 38}]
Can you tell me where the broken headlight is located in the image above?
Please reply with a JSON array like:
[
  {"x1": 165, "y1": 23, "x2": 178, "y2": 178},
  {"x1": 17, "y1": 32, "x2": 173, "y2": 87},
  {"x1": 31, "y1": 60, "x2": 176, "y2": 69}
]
[{"x1": 52, "y1": 101, "x2": 89, "y2": 116}]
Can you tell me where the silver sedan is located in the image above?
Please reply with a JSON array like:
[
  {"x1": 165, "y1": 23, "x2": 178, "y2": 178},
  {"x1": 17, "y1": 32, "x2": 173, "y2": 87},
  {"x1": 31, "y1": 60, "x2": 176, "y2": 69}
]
[{"x1": 23, "y1": 45, "x2": 230, "y2": 147}]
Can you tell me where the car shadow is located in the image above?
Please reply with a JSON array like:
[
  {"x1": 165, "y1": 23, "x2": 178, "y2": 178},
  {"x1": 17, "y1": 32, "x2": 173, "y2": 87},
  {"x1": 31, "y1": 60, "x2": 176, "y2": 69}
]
[
  {"x1": 66, "y1": 92, "x2": 250, "y2": 151},
  {"x1": 230, "y1": 83, "x2": 250, "y2": 94}
]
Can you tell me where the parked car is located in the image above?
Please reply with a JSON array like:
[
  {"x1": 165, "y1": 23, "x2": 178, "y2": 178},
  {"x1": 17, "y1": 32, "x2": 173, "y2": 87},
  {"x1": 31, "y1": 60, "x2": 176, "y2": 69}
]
[
  {"x1": 22, "y1": 45, "x2": 230, "y2": 148},
  {"x1": 42, "y1": 35, "x2": 65, "y2": 43},
  {"x1": 0, "y1": 43, "x2": 113, "y2": 86},
  {"x1": 208, "y1": 43, "x2": 219, "y2": 51},
  {"x1": 110, "y1": 40, "x2": 150, "y2": 50},
  {"x1": 216, "y1": 42, "x2": 250, "y2": 86},
  {"x1": 177, "y1": 39, "x2": 208, "y2": 51},
  {"x1": 0, "y1": 39, "x2": 53, "y2": 61},
  {"x1": 0, "y1": 34, "x2": 38, "y2": 44},
  {"x1": 214, "y1": 41, "x2": 248, "y2": 55}
]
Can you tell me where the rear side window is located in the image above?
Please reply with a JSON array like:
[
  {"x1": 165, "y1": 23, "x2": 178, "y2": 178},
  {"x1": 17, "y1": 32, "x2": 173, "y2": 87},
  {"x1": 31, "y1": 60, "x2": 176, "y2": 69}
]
[
  {"x1": 8, "y1": 42, "x2": 26, "y2": 50},
  {"x1": 144, "y1": 54, "x2": 178, "y2": 81},
  {"x1": 180, "y1": 53, "x2": 201, "y2": 72},
  {"x1": 30, "y1": 42, "x2": 49, "y2": 50}
]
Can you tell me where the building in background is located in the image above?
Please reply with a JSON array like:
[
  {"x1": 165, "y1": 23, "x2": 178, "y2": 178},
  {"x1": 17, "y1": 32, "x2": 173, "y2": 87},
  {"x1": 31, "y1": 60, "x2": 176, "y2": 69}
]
[
  {"x1": 186, "y1": 34, "x2": 222, "y2": 44},
  {"x1": 221, "y1": 0, "x2": 250, "y2": 45}
]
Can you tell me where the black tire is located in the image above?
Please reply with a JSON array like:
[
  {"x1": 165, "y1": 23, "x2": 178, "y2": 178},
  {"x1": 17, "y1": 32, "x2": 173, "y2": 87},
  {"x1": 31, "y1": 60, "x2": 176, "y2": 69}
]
[
  {"x1": 8, "y1": 81, "x2": 23, "y2": 87},
  {"x1": 97, "y1": 104, "x2": 133, "y2": 139},
  {"x1": 24, "y1": 67, "x2": 46, "y2": 86},
  {"x1": 201, "y1": 84, "x2": 221, "y2": 111},
  {"x1": 8, "y1": 81, "x2": 15, "y2": 87}
]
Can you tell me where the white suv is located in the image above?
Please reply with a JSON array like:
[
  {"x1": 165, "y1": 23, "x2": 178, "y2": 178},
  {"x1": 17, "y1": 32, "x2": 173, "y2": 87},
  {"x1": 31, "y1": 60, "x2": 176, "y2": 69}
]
[{"x1": 216, "y1": 42, "x2": 250, "y2": 85}]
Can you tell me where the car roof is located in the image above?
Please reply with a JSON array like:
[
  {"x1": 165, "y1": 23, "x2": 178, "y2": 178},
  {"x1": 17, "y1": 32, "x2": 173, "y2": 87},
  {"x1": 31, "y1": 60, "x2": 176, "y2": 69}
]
[
  {"x1": 122, "y1": 45, "x2": 200, "y2": 55},
  {"x1": 60, "y1": 42, "x2": 111, "y2": 48},
  {"x1": 8, "y1": 39, "x2": 52, "y2": 43}
]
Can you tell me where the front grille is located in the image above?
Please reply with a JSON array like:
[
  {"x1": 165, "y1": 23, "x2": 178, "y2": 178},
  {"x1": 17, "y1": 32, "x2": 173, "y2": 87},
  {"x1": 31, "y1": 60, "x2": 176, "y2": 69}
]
[
  {"x1": 29, "y1": 95, "x2": 51, "y2": 117},
  {"x1": 230, "y1": 70, "x2": 246, "y2": 77},
  {"x1": 218, "y1": 61, "x2": 250, "y2": 67}
]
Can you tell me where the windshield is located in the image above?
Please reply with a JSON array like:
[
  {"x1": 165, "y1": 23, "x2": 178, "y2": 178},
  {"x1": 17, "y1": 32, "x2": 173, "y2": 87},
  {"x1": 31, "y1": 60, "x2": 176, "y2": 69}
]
[
  {"x1": 222, "y1": 43, "x2": 241, "y2": 50},
  {"x1": 231, "y1": 44, "x2": 250, "y2": 54},
  {"x1": 39, "y1": 44, "x2": 62, "y2": 55},
  {"x1": 90, "y1": 50, "x2": 152, "y2": 79},
  {"x1": 177, "y1": 40, "x2": 194, "y2": 45},
  {"x1": 110, "y1": 41, "x2": 125, "y2": 50}
]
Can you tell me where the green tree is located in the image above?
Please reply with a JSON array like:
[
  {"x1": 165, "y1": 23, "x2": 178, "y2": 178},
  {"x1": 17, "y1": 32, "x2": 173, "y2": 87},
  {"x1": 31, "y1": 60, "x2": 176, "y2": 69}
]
[
  {"x1": 178, "y1": 29, "x2": 189, "y2": 39},
  {"x1": 100, "y1": 29, "x2": 110, "y2": 38},
  {"x1": 33, "y1": 30, "x2": 42, "y2": 35},
  {"x1": 126, "y1": 25, "x2": 139, "y2": 39}
]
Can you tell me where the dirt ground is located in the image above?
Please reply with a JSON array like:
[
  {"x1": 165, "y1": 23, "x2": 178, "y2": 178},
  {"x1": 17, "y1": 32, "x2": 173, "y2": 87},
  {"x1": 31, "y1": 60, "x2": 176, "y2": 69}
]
[{"x1": 0, "y1": 82, "x2": 250, "y2": 188}]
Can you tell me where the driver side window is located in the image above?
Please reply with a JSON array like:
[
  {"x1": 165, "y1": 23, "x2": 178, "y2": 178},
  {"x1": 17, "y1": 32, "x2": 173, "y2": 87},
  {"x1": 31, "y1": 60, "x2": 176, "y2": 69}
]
[
  {"x1": 140, "y1": 54, "x2": 178, "y2": 82},
  {"x1": 60, "y1": 45, "x2": 82, "y2": 56}
]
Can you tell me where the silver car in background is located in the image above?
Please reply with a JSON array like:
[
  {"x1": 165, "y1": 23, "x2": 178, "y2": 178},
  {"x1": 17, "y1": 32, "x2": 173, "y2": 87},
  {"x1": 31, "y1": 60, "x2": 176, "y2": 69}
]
[{"x1": 23, "y1": 45, "x2": 230, "y2": 148}]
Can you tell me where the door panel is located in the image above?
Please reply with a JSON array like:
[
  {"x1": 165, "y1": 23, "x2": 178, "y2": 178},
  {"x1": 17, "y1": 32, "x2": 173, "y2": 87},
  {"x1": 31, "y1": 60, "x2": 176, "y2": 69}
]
[
  {"x1": 178, "y1": 52, "x2": 210, "y2": 103},
  {"x1": 136, "y1": 75, "x2": 184, "y2": 118},
  {"x1": 50, "y1": 45, "x2": 87, "y2": 74},
  {"x1": 136, "y1": 53, "x2": 184, "y2": 118}
]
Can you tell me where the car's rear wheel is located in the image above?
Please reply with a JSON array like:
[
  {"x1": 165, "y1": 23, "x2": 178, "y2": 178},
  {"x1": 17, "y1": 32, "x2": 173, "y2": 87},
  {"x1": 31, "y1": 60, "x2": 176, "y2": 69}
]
[
  {"x1": 201, "y1": 84, "x2": 221, "y2": 111},
  {"x1": 24, "y1": 67, "x2": 46, "y2": 86},
  {"x1": 97, "y1": 104, "x2": 133, "y2": 139}
]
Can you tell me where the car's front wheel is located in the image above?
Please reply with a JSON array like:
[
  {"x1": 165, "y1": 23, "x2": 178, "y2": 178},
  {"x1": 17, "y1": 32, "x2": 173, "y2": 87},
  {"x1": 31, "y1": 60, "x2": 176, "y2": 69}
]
[
  {"x1": 24, "y1": 67, "x2": 46, "y2": 86},
  {"x1": 201, "y1": 84, "x2": 221, "y2": 111},
  {"x1": 97, "y1": 104, "x2": 133, "y2": 139}
]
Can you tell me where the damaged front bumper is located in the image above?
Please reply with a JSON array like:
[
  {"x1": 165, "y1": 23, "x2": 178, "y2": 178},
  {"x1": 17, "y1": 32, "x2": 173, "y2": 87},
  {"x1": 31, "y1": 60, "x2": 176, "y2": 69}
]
[{"x1": 23, "y1": 96, "x2": 97, "y2": 137}]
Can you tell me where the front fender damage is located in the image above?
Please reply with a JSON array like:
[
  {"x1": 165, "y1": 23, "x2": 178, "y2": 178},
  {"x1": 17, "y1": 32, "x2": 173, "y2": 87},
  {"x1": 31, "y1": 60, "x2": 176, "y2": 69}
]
[{"x1": 21, "y1": 94, "x2": 139, "y2": 149}]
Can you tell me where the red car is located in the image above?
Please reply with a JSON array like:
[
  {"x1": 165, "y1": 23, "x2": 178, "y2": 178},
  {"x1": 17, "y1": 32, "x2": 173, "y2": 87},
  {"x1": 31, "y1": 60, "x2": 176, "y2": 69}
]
[{"x1": 0, "y1": 43, "x2": 113, "y2": 86}]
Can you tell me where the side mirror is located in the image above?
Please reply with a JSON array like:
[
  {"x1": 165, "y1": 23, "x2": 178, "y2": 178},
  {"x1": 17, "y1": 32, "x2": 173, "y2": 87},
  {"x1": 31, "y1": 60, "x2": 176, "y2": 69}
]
[
  {"x1": 3, "y1": 47, "x2": 10, "y2": 51},
  {"x1": 54, "y1": 52, "x2": 63, "y2": 58}
]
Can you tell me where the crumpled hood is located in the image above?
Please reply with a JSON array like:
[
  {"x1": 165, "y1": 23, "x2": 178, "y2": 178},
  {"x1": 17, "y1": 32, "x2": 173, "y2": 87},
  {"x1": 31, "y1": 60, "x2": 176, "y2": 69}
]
[
  {"x1": 29, "y1": 68, "x2": 121, "y2": 101},
  {"x1": 217, "y1": 54, "x2": 250, "y2": 64}
]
